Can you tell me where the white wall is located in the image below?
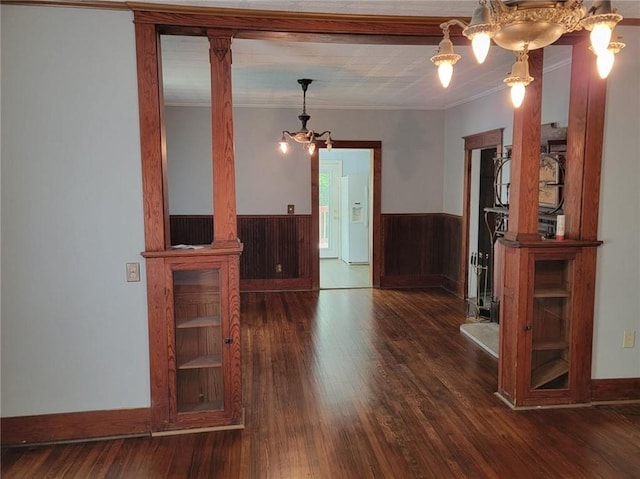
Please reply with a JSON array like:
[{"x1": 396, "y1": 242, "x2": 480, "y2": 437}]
[
  {"x1": 166, "y1": 106, "x2": 213, "y2": 215},
  {"x1": 1, "y1": 6, "x2": 149, "y2": 416},
  {"x1": 443, "y1": 31, "x2": 640, "y2": 378},
  {"x1": 233, "y1": 107, "x2": 444, "y2": 214},
  {"x1": 592, "y1": 26, "x2": 640, "y2": 378}
]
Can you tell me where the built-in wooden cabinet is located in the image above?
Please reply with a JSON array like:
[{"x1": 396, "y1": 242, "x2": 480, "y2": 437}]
[
  {"x1": 143, "y1": 248, "x2": 243, "y2": 432},
  {"x1": 498, "y1": 240, "x2": 600, "y2": 407}
]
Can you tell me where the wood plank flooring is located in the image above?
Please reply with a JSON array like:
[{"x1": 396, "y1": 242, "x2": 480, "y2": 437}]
[{"x1": 2, "y1": 288, "x2": 639, "y2": 478}]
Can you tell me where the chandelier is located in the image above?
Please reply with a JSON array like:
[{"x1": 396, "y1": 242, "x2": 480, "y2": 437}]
[
  {"x1": 430, "y1": 0, "x2": 625, "y2": 107},
  {"x1": 278, "y1": 79, "x2": 333, "y2": 155}
]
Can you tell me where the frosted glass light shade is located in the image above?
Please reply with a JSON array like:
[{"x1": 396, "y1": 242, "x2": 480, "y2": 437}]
[
  {"x1": 590, "y1": 23, "x2": 613, "y2": 56},
  {"x1": 510, "y1": 83, "x2": 526, "y2": 108},
  {"x1": 597, "y1": 49, "x2": 615, "y2": 78},
  {"x1": 438, "y1": 62, "x2": 454, "y2": 88},
  {"x1": 472, "y1": 33, "x2": 491, "y2": 64},
  {"x1": 279, "y1": 140, "x2": 289, "y2": 154}
]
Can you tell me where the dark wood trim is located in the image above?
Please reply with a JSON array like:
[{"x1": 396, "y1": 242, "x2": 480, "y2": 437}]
[
  {"x1": 132, "y1": 8, "x2": 454, "y2": 42},
  {"x1": 591, "y1": 378, "x2": 640, "y2": 402},
  {"x1": 1, "y1": 408, "x2": 150, "y2": 446},
  {"x1": 461, "y1": 129, "x2": 504, "y2": 299},
  {"x1": 313, "y1": 140, "x2": 382, "y2": 291},
  {"x1": 441, "y1": 276, "x2": 464, "y2": 296},
  {"x1": 240, "y1": 278, "x2": 313, "y2": 291},
  {"x1": 135, "y1": 22, "x2": 169, "y2": 251}
]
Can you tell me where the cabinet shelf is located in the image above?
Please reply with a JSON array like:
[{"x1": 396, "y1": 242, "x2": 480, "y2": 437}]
[
  {"x1": 533, "y1": 288, "x2": 570, "y2": 298},
  {"x1": 533, "y1": 340, "x2": 568, "y2": 351},
  {"x1": 531, "y1": 358, "x2": 568, "y2": 389},
  {"x1": 178, "y1": 355, "x2": 222, "y2": 370},
  {"x1": 177, "y1": 316, "x2": 221, "y2": 329},
  {"x1": 178, "y1": 400, "x2": 224, "y2": 414}
]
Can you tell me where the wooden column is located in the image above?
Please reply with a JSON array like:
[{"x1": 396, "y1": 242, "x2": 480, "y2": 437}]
[
  {"x1": 135, "y1": 22, "x2": 170, "y2": 251},
  {"x1": 208, "y1": 31, "x2": 238, "y2": 245},
  {"x1": 564, "y1": 38, "x2": 608, "y2": 241},
  {"x1": 503, "y1": 48, "x2": 544, "y2": 242}
]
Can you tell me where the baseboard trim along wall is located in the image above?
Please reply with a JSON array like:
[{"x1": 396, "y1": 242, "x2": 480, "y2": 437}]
[
  {"x1": 591, "y1": 378, "x2": 640, "y2": 402},
  {"x1": 1, "y1": 408, "x2": 150, "y2": 446}
]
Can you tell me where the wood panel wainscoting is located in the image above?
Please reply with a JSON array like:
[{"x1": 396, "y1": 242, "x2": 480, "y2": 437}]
[
  {"x1": 237, "y1": 215, "x2": 312, "y2": 291},
  {"x1": 170, "y1": 215, "x2": 313, "y2": 291},
  {"x1": 171, "y1": 214, "x2": 463, "y2": 292},
  {"x1": 381, "y1": 213, "x2": 463, "y2": 294}
]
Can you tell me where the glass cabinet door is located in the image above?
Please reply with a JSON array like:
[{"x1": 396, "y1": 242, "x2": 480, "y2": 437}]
[
  {"x1": 172, "y1": 268, "x2": 224, "y2": 413},
  {"x1": 530, "y1": 258, "x2": 573, "y2": 390}
]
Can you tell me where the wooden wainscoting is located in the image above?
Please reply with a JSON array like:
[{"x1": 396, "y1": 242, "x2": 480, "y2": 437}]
[
  {"x1": 440, "y1": 213, "x2": 464, "y2": 295},
  {"x1": 170, "y1": 215, "x2": 213, "y2": 245},
  {"x1": 238, "y1": 215, "x2": 312, "y2": 290},
  {"x1": 171, "y1": 214, "x2": 463, "y2": 292},
  {"x1": 381, "y1": 213, "x2": 462, "y2": 292},
  {"x1": 170, "y1": 215, "x2": 312, "y2": 290}
]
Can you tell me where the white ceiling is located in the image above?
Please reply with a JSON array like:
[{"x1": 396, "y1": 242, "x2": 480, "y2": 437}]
[{"x1": 148, "y1": 0, "x2": 639, "y2": 110}]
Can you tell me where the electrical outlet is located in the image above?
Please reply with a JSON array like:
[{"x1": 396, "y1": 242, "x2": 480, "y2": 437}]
[
  {"x1": 623, "y1": 331, "x2": 636, "y2": 348},
  {"x1": 126, "y1": 262, "x2": 140, "y2": 282},
  {"x1": 275, "y1": 264, "x2": 282, "y2": 273}
]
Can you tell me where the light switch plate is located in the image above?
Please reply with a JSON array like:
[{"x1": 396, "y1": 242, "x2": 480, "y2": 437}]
[{"x1": 126, "y1": 262, "x2": 140, "y2": 282}]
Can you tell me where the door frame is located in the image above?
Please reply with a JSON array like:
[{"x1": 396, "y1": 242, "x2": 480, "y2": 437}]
[
  {"x1": 311, "y1": 141, "x2": 382, "y2": 290},
  {"x1": 461, "y1": 129, "x2": 503, "y2": 299},
  {"x1": 318, "y1": 159, "x2": 343, "y2": 259}
]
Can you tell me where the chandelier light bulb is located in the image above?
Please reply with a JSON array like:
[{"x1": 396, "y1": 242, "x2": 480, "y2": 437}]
[
  {"x1": 430, "y1": 35, "x2": 460, "y2": 89},
  {"x1": 308, "y1": 142, "x2": 316, "y2": 155},
  {"x1": 279, "y1": 133, "x2": 289, "y2": 153},
  {"x1": 471, "y1": 33, "x2": 491, "y2": 64},
  {"x1": 596, "y1": 49, "x2": 615, "y2": 79},
  {"x1": 590, "y1": 23, "x2": 613, "y2": 56},
  {"x1": 438, "y1": 61, "x2": 454, "y2": 88},
  {"x1": 510, "y1": 82, "x2": 526, "y2": 108}
]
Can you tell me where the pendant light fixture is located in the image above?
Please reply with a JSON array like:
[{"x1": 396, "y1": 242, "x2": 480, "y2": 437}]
[
  {"x1": 430, "y1": 0, "x2": 625, "y2": 108},
  {"x1": 278, "y1": 79, "x2": 333, "y2": 155}
]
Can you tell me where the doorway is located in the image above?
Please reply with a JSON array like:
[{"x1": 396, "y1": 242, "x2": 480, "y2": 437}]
[
  {"x1": 311, "y1": 141, "x2": 382, "y2": 290},
  {"x1": 319, "y1": 149, "x2": 372, "y2": 289},
  {"x1": 467, "y1": 147, "x2": 497, "y2": 315},
  {"x1": 461, "y1": 129, "x2": 503, "y2": 316}
]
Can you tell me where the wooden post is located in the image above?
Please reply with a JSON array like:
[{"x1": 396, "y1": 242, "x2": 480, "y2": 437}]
[
  {"x1": 208, "y1": 31, "x2": 238, "y2": 246},
  {"x1": 503, "y1": 48, "x2": 544, "y2": 243}
]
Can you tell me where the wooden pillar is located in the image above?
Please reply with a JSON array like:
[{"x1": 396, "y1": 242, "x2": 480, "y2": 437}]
[
  {"x1": 208, "y1": 31, "x2": 238, "y2": 245},
  {"x1": 135, "y1": 23, "x2": 170, "y2": 251},
  {"x1": 564, "y1": 38, "x2": 608, "y2": 241},
  {"x1": 503, "y1": 48, "x2": 544, "y2": 242}
]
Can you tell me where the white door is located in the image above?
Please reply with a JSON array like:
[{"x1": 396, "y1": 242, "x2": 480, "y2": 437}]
[{"x1": 319, "y1": 160, "x2": 342, "y2": 258}]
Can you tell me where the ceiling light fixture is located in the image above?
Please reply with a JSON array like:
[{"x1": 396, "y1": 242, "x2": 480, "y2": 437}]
[
  {"x1": 430, "y1": 0, "x2": 624, "y2": 108},
  {"x1": 278, "y1": 79, "x2": 333, "y2": 155}
]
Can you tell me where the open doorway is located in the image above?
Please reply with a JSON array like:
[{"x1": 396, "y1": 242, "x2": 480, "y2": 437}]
[
  {"x1": 311, "y1": 141, "x2": 382, "y2": 290},
  {"x1": 467, "y1": 147, "x2": 497, "y2": 317},
  {"x1": 461, "y1": 129, "x2": 503, "y2": 320},
  {"x1": 319, "y1": 149, "x2": 372, "y2": 289}
]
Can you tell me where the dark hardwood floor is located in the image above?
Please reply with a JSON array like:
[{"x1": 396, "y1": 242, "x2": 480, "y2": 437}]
[{"x1": 2, "y1": 288, "x2": 639, "y2": 478}]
